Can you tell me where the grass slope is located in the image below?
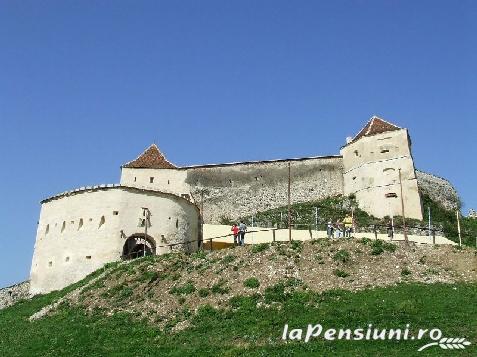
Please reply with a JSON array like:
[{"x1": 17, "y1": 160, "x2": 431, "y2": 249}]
[
  {"x1": 1, "y1": 240, "x2": 476, "y2": 356},
  {"x1": 0, "y1": 282, "x2": 476, "y2": 356}
]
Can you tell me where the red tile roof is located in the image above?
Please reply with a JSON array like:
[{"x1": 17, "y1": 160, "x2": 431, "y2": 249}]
[
  {"x1": 350, "y1": 116, "x2": 401, "y2": 144},
  {"x1": 122, "y1": 144, "x2": 177, "y2": 169}
]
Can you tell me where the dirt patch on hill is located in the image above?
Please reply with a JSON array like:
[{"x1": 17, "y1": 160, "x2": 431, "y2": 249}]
[{"x1": 69, "y1": 239, "x2": 476, "y2": 330}]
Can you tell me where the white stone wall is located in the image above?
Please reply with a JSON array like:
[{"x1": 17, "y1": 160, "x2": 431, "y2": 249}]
[
  {"x1": 30, "y1": 186, "x2": 199, "y2": 295},
  {"x1": 121, "y1": 168, "x2": 190, "y2": 197},
  {"x1": 341, "y1": 129, "x2": 423, "y2": 220},
  {"x1": 121, "y1": 157, "x2": 344, "y2": 223}
]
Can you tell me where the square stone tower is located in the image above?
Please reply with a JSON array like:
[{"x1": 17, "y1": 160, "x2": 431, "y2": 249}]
[{"x1": 340, "y1": 116, "x2": 423, "y2": 220}]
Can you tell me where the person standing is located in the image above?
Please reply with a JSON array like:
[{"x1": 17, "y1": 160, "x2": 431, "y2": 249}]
[
  {"x1": 238, "y1": 221, "x2": 247, "y2": 246},
  {"x1": 231, "y1": 224, "x2": 239, "y2": 246},
  {"x1": 327, "y1": 220, "x2": 334, "y2": 239},
  {"x1": 344, "y1": 215, "x2": 353, "y2": 237}
]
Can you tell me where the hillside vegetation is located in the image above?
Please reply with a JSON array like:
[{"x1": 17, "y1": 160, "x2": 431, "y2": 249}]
[
  {"x1": 235, "y1": 194, "x2": 477, "y2": 246},
  {"x1": 1, "y1": 239, "x2": 476, "y2": 356}
]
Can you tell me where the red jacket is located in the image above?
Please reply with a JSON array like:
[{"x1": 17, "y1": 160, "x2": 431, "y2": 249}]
[{"x1": 231, "y1": 226, "x2": 239, "y2": 235}]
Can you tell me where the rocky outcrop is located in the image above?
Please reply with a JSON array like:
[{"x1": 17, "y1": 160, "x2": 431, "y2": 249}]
[
  {"x1": 416, "y1": 170, "x2": 460, "y2": 211},
  {"x1": 0, "y1": 281, "x2": 30, "y2": 310},
  {"x1": 468, "y1": 209, "x2": 477, "y2": 219}
]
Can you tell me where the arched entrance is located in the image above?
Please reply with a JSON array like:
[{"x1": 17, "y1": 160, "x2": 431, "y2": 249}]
[{"x1": 122, "y1": 234, "x2": 156, "y2": 260}]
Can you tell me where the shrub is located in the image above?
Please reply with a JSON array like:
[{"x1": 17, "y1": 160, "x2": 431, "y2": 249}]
[
  {"x1": 290, "y1": 240, "x2": 303, "y2": 252},
  {"x1": 252, "y1": 243, "x2": 270, "y2": 253},
  {"x1": 285, "y1": 277, "x2": 303, "y2": 287},
  {"x1": 221, "y1": 254, "x2": 236, "y2": 264},
  {"x1": 211, "y1": 280, "x2": 230, "y2": 295},
  {"x1": 359, "y1": 237, "x2": 372, "y2": 245},
  {"x1": 333, "y1": 269, "x2": 350, "y2": 278},
  {"x1": 333, "y1": 249, "x2": 351, "y2": 263},
  {"x1": 371, "y1": 240, "x2": 396, "y2": 255},
  {"x1": 198, "y1": 288, "x2": 210, "y2": 297},
  {"x1": 401, "y1": 267, "x2": 412, "y2": 276},
  {"x1": 170, "y1": 282, "x2": 196, "y2": 296},
  {"x1": 191, "y1": 250, "x2": 208, "y2": 260},
  {"x1": 243, "y1": 277, "x2": 260, "y2": 288}
]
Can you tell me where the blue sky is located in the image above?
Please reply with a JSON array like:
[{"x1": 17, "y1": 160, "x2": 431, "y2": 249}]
[{"x1": 0, "y1": 0, "x2": 475, "y2": 287}]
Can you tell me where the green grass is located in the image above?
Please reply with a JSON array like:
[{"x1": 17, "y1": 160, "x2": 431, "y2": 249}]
[
  {"x1": 1, "y1": 283, "x2": 476, "y2": 356},
  {"x1": 243, "y1": 277, "x2": 260, "y2": 289}
]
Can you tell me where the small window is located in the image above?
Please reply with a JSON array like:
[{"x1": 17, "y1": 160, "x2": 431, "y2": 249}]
[
  {"x1": 134, "y1": 177, "x2": 137, "y2": 182},
  {"x1": 383, "y1": 168, "x2": 395, "y2": 173},
  {"x1": 45, "y1": 224, "x2": 50, "y2": 235},
  {"x1": 352, "y1": 176, "x2": 356, "y2": 180},
  {"x1": 381, "y1": 149, "x2": 390, "y2": 154},
  {"x1": 176, "y1": 219, "x2": 179, "y2": 229},
  {"x1": 149, "y1": 177, "x2": 154, "y2": 183},
  {"x1": 113, "y1": 211, "x2": 119, "y2": 216},
  {"x1": 168, "y1": 180, "x2": 170, "y2": 184},
  {"x1": 78, "y1": 218, "x2": 84, "y2": 230},
  {"x1": 70, "y1": 220, "x2": 75, "y2": 225},
  {"x1": 89, "y1": 218, "x2": 93, "y2": 222},
  {"x1": 385, "y1": 193, "x2": 398, "y2": 198},
  {"x1": 85, "y1": 256, "x2": 91, "y2": 260},
  {"x1": 65, "y1": 257, "x2": 70, "y2": 262},
  {"x1": 61, "y1": 221, "x2": 66, "y2": 233},
  {"x1": 354, "y1": 150, "x2": 359, "y2": 157},
  {"x1": 48, "y1": 261, "x2": 53, "y2": 267},
  {"x1": 99, "y1": 216, "x2": 105, "y2": 228}
]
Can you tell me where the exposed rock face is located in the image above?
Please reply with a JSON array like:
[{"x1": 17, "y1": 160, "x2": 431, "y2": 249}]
[
  {"x1": 416, "y1": 170, "x2": 460, "y2": 211},
  {"x1": 468, "y1": 209, "x2": 477, "y2": 219},
  {"x1": 0, "y1": 281, "x2": 30, "y2": 310}
]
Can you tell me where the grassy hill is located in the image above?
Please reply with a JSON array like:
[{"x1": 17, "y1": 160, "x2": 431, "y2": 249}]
[{"x1": 1, "y1": 239, "x2": 476, "y2": 356}]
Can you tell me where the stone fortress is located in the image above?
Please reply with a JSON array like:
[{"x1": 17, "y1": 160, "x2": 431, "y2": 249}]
[{"x1": 30, "y1": 116, "x2": 460, "y2": 294}]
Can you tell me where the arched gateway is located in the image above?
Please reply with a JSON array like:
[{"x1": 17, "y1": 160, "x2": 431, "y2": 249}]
[{"x1": 122, "y1": 234, "x2": 156, "y2": 259}]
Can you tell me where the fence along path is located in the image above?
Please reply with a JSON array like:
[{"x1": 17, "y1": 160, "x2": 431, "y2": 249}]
[{"x1": 122, "y1": 223, "x2": 455, "y2": 259}]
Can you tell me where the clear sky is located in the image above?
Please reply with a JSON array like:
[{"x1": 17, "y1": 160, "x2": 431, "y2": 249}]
[{"x1": 0, "y1": 1, "x2": 475, "y2": 288}]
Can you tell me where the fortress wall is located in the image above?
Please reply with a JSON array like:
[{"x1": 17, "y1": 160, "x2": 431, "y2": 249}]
[
  {"x1": 30, "y1": 187, "x2": 199, "y2": 294},
  {"x1": 185, "y1": 157, "x2": 344, "y2": 223},
  {"x1": 416, "y1": 170, "x2": 460, "y2": 211}
]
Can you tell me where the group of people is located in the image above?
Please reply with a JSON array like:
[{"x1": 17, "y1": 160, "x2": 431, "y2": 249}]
[
  {"x1": 231, "y1": 221, "x2": 247, "y2": 246},
  {"x1": 327, "y1": 215, "x2": 354, "y2": 238}
]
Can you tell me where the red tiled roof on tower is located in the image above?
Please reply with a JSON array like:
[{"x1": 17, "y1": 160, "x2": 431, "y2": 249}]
[
  {"x1": 122, "y1": 144, "x2": 177, "y2": 169},
  {"x1": 350, "y1": 116, "x2": 401, "y2": 144}
]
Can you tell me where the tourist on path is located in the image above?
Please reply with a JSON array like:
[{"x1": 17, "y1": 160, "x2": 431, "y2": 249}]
[
  {"x1": 238, "y1": 221, "x2": 247, "y2": 246},
  {"x1": 231, "y1": 224, "x2": 239, "y2": 246},
  {"x1": 327, "y1": 221, "x2": 334, "y2": 239}
]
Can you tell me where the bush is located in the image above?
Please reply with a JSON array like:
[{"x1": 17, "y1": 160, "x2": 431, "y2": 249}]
[
  {"x1": 169, "y1": 281, "x2": 196, "y2": 296},
  {"x1": 333, "y1": 269, "x2": 350, "y2": 278},
  {"x1": 198, "y1": 288, "x2": 210, "y2": 297},
  {"x1": 243, "y1": 277, "x2": 260, "y2": 289},
  {"x1": 290, "y1": 240, "x2": 303, "y2": 252},
  {"x1": 359, "y1": 237, "x2": 372, "y2": 245},
  {"x1": 371, "y1": 240, "x2": 396, "y2": 255},
  {"x1": 251, "y1": 243, "x2": 270, "y2": 253},
  {"x1": 401, "y1": 267, "x2": 412, "y2": 276},
  {"x1": 221, "y1": 254, "x2": 236, "y2": 264},
  {"x1": 333, "y1": 249, "x2": 351, "y2": 263},
  {"x1": 211, "y1": 280, "x2": 230, "y2": 295}
]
